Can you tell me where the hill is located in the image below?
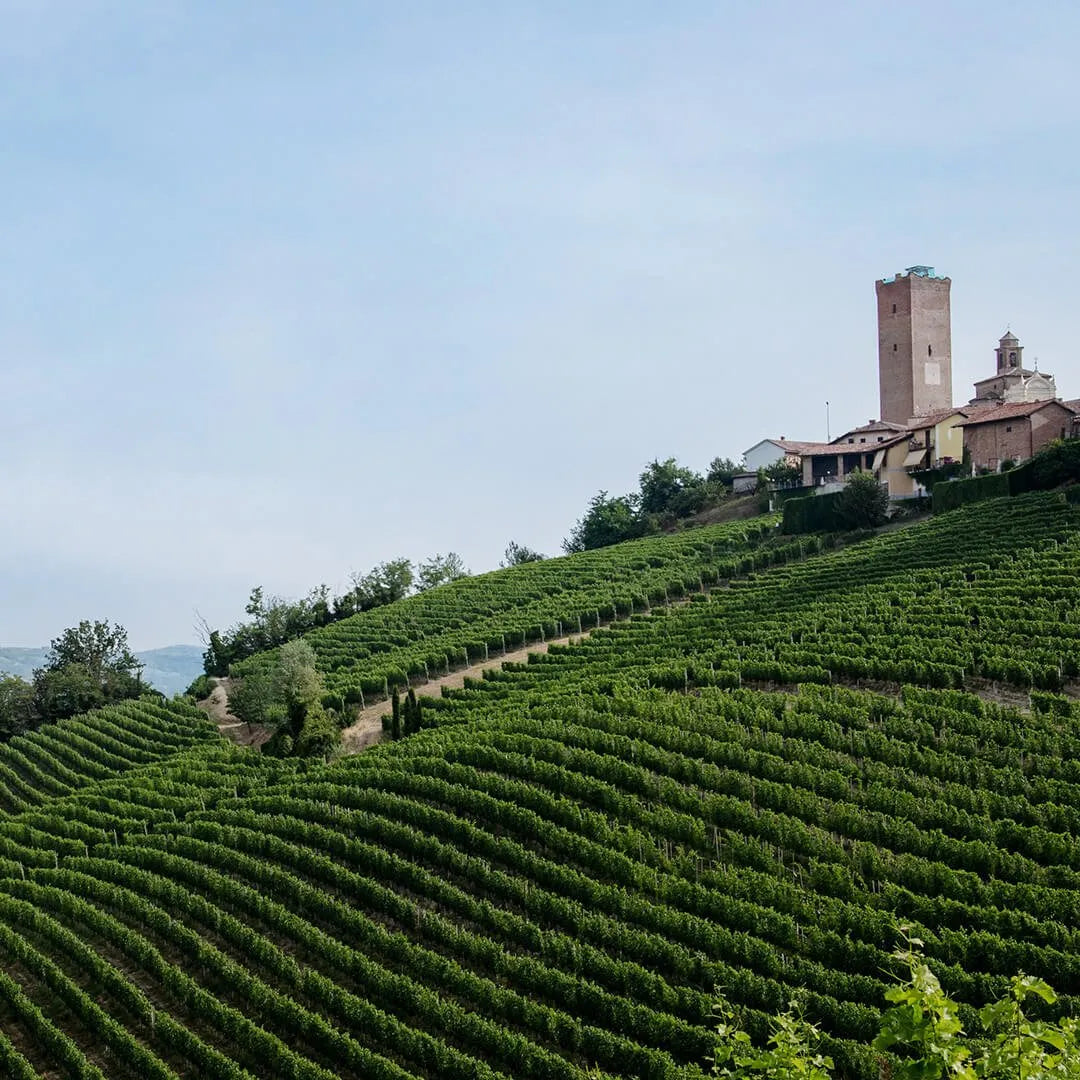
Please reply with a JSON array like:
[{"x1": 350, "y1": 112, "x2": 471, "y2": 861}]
[
  {"x1": 1, "y1": 493, "x2": 1080, "y2": 1078},
  {"x1": 0, "y1": 645, "x2": 204, "y2": 698}
]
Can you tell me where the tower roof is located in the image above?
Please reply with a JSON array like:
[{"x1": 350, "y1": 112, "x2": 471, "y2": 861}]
[{"x1": 999, "y1": 330, "x2": 1019, "y2": 344}]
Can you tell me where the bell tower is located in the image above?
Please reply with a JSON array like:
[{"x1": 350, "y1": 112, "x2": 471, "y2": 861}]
[
  {"x1": 876, "y1": 265, "x2": 953, "y2": 423},
  {"x1": 996, "y1": 330, "x2": 1023, "y2": 373}
]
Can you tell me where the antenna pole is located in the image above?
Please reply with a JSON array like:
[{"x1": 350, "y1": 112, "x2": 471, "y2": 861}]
[{"x1": 825, "y1": 400, "x2": 830, "y2": 441}]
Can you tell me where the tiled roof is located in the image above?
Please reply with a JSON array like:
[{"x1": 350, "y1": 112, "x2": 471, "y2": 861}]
[
  {"x1": 774, "y1": 439, "x2": 831, "y2": 454},
  {"x1": 904, "y1": 408, "x2": 972, "y2": 429},
  {"x1": 956, "y1": 400, "x2": 1076, "y2": 427},
  {"x1": 797, "y1": 439, "x2": 905, "y2": 457},
  {"x1": 840, "y1": 420, "x2": 907, "y2": 436}
]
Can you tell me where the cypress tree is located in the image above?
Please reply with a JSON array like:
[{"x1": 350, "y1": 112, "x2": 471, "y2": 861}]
[{"x1": 390, "y1": 689, "x2": 402, "y2": 740}]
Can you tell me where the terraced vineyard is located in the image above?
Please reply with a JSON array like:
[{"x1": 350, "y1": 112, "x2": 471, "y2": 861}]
[
  {"x1": 233, "y1": 515, "x2": 813, "y2": 706},
  {"x1": 4, "y1": 492, "x2": 1080, "y2": 1079}
]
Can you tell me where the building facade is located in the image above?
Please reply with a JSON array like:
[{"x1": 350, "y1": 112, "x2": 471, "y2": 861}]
[
  {"x1": 876, "y1": 266, "x2": 953, "y2": 423},
  {"x1": 970, "y1": 331, "x2": 1058, "y2": 405},
  {"x1": 957, "y1": 400, "x2": 1077, "y2": 470}
]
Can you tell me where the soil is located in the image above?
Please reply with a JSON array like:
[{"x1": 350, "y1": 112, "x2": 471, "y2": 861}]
[
  {"x1": 197, "y1": 677, "x2": 272, "y2": 749},
  {"x1": 339, "y1": 635, "x2": 580, "y2": 753}
]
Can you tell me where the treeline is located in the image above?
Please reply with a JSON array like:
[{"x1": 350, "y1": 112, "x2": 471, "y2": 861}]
[
  {"x1": 563, "y1": 455, "x2": 750, "y2": 553},
  {"x1": 201, "y1": 552, "x2": 470, "y2": 677},
  {"x1": 0, "y1": 620, "x2": 148, "y2": 742}
]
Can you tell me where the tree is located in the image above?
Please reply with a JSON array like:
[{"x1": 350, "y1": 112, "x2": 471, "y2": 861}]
[
  {"x1": 638, "y1": 458, "x2": 706, "y2": 517},
  {"x1": 227, "y1": 671, "x2": 274, "y2": 730},
  {"x1": 416, "y1": 552, "x2": 469, "y2": 592},
  {"x1": 32, "y1": 664, "x2": 104, "y2": 722},
  {"x1": 43, "y1": 620, "x2": 142, "y2": 695},
  {"x1": 295, "y1": 702, "x2": 340, "y2": 758},
  {"x1": 390, "y1": 689, "x2": 402, "y2": 741},
  {"x1": 707, "y1": 457, "x2": 741, "y2": 487},
  {"x1": 0, "y1": 675, "x2": 36, "y2": 740},
  {"x1": 274, "y1": 639, "x2": 323, "y2": 737},
  {"x1": 402, "y1": 687, "x2": 422, "y2": 736},
  {"x1": 764, "y1": 460, "x2": 802, "y2": 487},
  {"x1": 33, "y1": 619, "x2": 143, "y2": 722},
  {"x1": 349, "y1": 558, "x2": 415, "y2": 610},
  {"x1": 563, "y1": 491, "x2": 644, "y2": 553},
  {"x1": 836, "y1": 469, "x2": 889, "y2": 529},
  {"x1": 502, "y1": 541, "x2": 545, "y2": 567}
]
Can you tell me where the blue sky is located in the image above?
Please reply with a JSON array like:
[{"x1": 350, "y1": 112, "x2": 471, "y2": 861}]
[{"x1": 3, "y1": 1, "x2": 1078, "y2": 648}]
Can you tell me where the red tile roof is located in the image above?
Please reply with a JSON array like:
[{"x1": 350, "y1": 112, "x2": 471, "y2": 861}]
[{"x1": 956, "y1": 400, "x2": 1076, "y2": 427}]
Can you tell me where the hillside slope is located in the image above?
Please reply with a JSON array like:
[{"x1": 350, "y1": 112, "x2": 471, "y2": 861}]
[{"x1": 2, "y1": 494, "x2": 1080, "y2": 1079}]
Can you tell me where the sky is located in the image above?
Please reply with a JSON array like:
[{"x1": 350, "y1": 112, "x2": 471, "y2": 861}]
[{"x1": 2, "y1": 1, "x2": 1078, "y2": 649}]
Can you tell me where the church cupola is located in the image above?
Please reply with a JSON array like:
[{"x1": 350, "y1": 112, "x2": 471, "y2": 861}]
[{"x1": 996, "y1": 330, "x2": 1023, "y2": 373}]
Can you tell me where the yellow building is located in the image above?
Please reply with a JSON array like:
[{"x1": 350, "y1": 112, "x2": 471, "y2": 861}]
[{"x1": 876, "y1": 409, "x2": 969, "y2": 498}]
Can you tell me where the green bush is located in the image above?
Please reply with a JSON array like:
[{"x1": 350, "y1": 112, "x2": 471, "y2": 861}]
[
  {"x1": 781, "y1": 492, "x2": 844, "y2": 534},
  {"x1": 933, "y1": 472, "x2": 1010, "y2": 513}
]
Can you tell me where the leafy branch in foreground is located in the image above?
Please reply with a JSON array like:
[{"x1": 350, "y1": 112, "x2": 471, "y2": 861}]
[{"x1": 711, "y1": 928, "x2": 1080, "y2": 1080}]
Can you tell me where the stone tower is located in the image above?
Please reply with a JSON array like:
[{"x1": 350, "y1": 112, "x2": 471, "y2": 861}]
[
  {"x1": 995, "y1": 330, "x2": 1023, "y2": 373},
  {"x1": 875, "y1": 266, "x2": 953, "y2": 423}
]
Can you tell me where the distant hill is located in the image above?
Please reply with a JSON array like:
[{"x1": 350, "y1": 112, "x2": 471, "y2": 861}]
[{"x1": 0, "y1": 643, "x2": 203, "y2": 697}]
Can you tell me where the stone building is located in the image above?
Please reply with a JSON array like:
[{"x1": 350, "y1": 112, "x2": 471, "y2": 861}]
[
  {"x1": 956, "y1": 400, "x2": 1077, "y2": 470},
  {"x1": 876, "y1": 266, "x2": 953, "y2": 423},
  {"x1": 969, "y1": 330, "x2": 1058, "y2": 405}
]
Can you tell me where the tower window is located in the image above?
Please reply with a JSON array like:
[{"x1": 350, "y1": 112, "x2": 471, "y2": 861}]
[
  {"x1": 928, "y1": 344, "x2": 933, "y2": 356},
  {"x1": 893, "y1": 344, "x2": 898, "y2": 352},
  {"x1": 892, "y1": 304, "x2": 897, "y2": 314}
]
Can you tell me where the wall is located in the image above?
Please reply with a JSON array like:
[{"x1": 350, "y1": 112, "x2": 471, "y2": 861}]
[
  {"x1": 880, "y1": 441, "x2": 916, "y2": 497},
  {"x1": 962, "y1": 403, "x2": 1074, "y2": 470},
  {"x1": 743, "y1": 441, "x2": 785, "y2": 473},
  {"x1": 876, "y1": 273, "x2": 953, "y2": 423}
]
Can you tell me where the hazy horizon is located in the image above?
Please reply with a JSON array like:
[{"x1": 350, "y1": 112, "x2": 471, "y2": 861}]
[{"x1": 3, "y1": 2, "x2": 1078, "y2": 649}]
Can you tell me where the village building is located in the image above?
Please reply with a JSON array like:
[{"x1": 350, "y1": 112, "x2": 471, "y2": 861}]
[
  {"x1": 955, "y1": 400, "x2": 1077, "y2": 471},
  {"x1": 969, "y1": 331, "x2": 1058, "y2": 405},
  {"x1": 740, "y1": 266, "x2": 1075, "y2": 498}
]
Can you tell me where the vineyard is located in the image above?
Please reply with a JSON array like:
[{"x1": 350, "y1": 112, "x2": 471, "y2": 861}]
[{"x1": 3, "y1": 492, "x2": 1080, "y2": 1078}]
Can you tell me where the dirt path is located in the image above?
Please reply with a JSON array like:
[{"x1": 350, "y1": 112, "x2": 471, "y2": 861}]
[
  {"x1": 340, "y1": 635, "x2": 581, "y2": 752},
  {"x1": 197, "y1": 677, "x2": 272, "y2": 749}
]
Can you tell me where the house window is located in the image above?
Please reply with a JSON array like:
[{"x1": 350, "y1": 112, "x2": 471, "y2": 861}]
[
  {"x1": 893, "y1": 343, "x2": 898, "y2": 352},
  {"x1": 848, "y1": 438, "x2": 854, "y2": 444},
  {"x1": 892, "y1": 304, "x2": 897, "y2": 314},
  {"x1": 859, "y1": 438, "x2": 866, "y2": 443},
  {"x1": 1005, "y1": 425, "x2": 1012, "y2": 432},
  {"x1": 877, "y1": 436, "x2": 884, "y2": 442}
]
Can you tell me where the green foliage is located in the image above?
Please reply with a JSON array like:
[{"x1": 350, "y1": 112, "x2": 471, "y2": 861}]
[
  {"x1": 347, "y1": 558, "x2": 416, "y2": 612},
  {"x1": 934, "y1": 472, "x2": 1011, "y2": 513},
  {"x1": 638, "y1": 458, "x2": 707, "y2": 517},
  {"x1": 416, "y1": 552, "x2": 469, "y2": 592},
  {"x1": 275, "y1": 641, "x2": 323, "y2": 714},
  {"x1": 563, "y1": 490, "x2": 647, "y2": 553},
  {"x1": 781, "y1": 491, "x2": 845, "y2": 534},
  {"x1": 708, "y1": 456, "x2": 742, "y2": 486},
  {"x1": 935, "y1": 440, "x2": 1080, "y2": 514},
  {"x1": 227, "y1": 671, "x2": 274, "y2": 729},
  {"x1": 712, "y1": 997, "x2": 833, "y2": 1080},
  {"x1": 716, "y1": 932, "x2": 1080, "y2": 1080},
  {"x1": 390, "y1": 689, "x2": 402, "y2": 740},
  {"x1": 502, "y1": 541, "x2": 545, "y2": 566},
  {"x1": 764, "y1": 460, "x2": 802, "y2": 487},
  {"x1": 836, "y1": 470, "x2": 889, "y2": 530},
  {"x1": 295, "y1": 703, "x2": 340, "y2": 759},
  {"x1": 183, "y1": 673, "x2": 214, "y2": 700},
  {"x1": 0, "y1": 676, "x2": 36, "y2": 740}
]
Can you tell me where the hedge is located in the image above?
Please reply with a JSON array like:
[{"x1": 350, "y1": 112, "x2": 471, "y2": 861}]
[
  {"x1": 934, "y1": 439, "x2": 1080, "y2": 513},
  {"x1": 781, "y1": 491, "x2": 844, "y2": 534}
]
